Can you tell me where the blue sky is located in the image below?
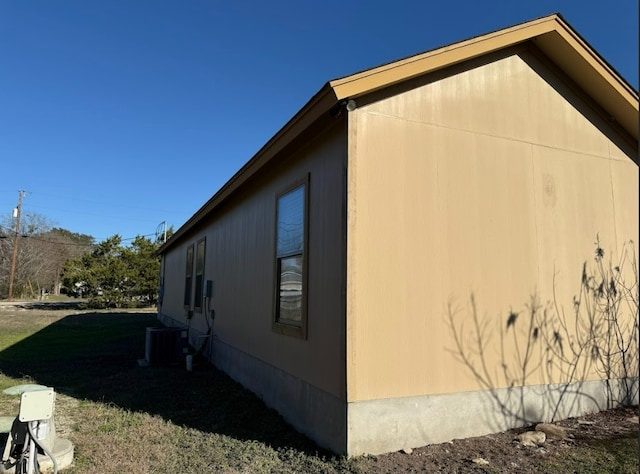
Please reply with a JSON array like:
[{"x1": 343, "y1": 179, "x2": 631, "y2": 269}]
[{"x1": 0, "y1": 1, "x2": 637, "y2": 243}]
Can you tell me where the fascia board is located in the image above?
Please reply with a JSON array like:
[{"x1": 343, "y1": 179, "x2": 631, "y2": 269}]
[
  {"x1": 159, "y1": 14, "x2": 638, "y2": 254},
  {"x1": 158, "y1": 85, "x2": 338, "y2": 254},
  {"x1": 329, "y1": 16, "x2": 558, "y2": 100},
  {"x1": 534, "y1": 19, "x2": 638, "y2": 140},
  {"x1": 329, "y1": 15, "x2": 637, "y2": 140}
]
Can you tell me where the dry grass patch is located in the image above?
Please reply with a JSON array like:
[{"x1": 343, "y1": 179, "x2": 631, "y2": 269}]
[
  {"x1": 0, "y1": 305, "x2": 637, "y2": 473},
  {"x1": 0, "y1": 307, "x2": 367, "y2": 473}
]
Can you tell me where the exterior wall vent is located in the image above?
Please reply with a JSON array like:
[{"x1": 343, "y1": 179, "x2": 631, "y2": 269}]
[{"x1": 144, "y1": 327, "x2": 188, "y2": 365}]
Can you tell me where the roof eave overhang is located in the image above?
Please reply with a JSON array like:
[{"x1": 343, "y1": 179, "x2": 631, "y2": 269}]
[
  {"x1": 158, "y1": 84, "x2": 339, "y2": 254},
  {"x1": 329, "y1": 14, "x2": 638, "y2": 140},
  {"x1": 159, "y1": 14, "x2": 638, "y2": 255},
  {"x1": 533, "y1": 17, "x2": 638, "y2": 142}
]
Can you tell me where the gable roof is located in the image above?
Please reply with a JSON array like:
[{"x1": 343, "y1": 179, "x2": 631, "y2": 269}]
[{"x1": 159, "y1": 13, "x2": 639, "y2": 254}]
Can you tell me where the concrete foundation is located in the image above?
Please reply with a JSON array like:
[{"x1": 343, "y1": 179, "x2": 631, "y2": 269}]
[
  {"x1": 157, "y1": 313, "x2": 638, "y2": 456},
  {"x1": 212, "y1": 337, "x2": 347, "y2": 454},
  {"x1": 157, "y1": 312, "x2": 347, "y2": 453},
  {"x1": 347, "y1": 377, "x2": 639, "y2": 455}
]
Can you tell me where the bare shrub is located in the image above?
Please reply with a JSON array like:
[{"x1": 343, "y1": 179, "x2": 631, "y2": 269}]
[{"x1": 448, "y1": 238, "x2": 639, "y2": 423}]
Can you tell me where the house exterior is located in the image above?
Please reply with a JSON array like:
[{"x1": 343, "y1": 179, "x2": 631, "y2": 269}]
[{"x1": 156, "y1": 14, "x2": 639, "y2": 456}]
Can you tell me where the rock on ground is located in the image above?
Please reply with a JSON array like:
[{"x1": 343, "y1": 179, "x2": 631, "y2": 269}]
[
  {"x1": 517, "y1": 430, "x2": 546, "y2": 446},
  {"x1": 535, "y1": 422, "x2": 568, "y2": 440}
]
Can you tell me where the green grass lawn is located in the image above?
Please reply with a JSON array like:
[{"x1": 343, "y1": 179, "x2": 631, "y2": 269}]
[
  {"x1": 0, "y1": 308, "x2": 637, "y2": 473},
  {"x1": 0, "y1": 309, "x2": 368, "y2": 473}
]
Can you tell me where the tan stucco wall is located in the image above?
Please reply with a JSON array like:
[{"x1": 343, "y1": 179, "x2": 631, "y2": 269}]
[
  {"x1": 161, "y1": 121, "x2": 347, "y2": 400},
  {"x1": 346, "y1": 50, "x2": 639, "y2": 402}
]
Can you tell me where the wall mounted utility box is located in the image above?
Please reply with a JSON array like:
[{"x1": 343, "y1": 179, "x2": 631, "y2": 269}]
[
  {"x1": 19, "y1": 388, "x2": 55, "y2": 422},
  {"x1": 144, "y1": 327, "x2": 188, "y2": 365}
]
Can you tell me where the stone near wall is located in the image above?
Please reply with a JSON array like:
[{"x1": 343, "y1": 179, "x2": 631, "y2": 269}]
[
  {"x1": 535, "y1": 423, "x2": 568, "y2": 440},
  {"x1": 516, "y1": 431, "x2": 546, "y2": 447}
]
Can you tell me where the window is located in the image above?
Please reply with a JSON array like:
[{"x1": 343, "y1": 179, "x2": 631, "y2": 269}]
[
  {"x1": 194, "y1": 238, "x2": 206, "y2": 312},
  {"x1": 273, "y1": 179, "x2": 308, "y2": 338},
  {"x1": 184, "y1": 244, "x2": 194, "y2": 307}
]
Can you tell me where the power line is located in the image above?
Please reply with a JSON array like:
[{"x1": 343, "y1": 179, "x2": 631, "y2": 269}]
[
  {"x1": 2, "y1": 189, "x2": 182, "y2": 239},
  {"x1": 8, "y1": 190, "x2": 26, "y2": 299},
  {"x1": 16, "y1": 235, "x2": 95, "y2": 248},
  {"x1": 0, "y1": 224, "x2": 157, "y2": 247},
  {"x1": 27, "y1": 190, "x2": 184, "y2": 214}
]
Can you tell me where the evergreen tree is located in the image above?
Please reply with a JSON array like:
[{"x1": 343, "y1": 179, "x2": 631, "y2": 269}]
[{"x1": 62, "y1": 235, "x2": 160, "y2": 308}]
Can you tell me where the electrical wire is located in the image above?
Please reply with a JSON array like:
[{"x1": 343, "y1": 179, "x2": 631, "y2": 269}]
[
  {"x1": 28, "y1": 190, "x2": 182, "y2": 215},
  {"x1": 1, "y1": 189, "x2": 179, "y2": 244},
  {"x1": 0, "y1": 224, "x2": 157, "y2": 246},
  {"x1": 27, "y1": 421, "x2": 58, "y2": 474},
  {"x1": 194, "y1": 295, "x2": 215, "y2": 358}
]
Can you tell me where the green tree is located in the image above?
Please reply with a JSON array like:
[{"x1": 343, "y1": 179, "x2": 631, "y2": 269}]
[
  {"x1": 62, "y1": 234, "x2": 160, "y2": 308},
  {"x1": 122, "y1": 236, "x2": 161, "y2": 303}
]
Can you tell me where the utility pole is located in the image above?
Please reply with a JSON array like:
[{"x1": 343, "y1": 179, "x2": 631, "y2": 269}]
[{"x1": 8, "y1": 190, "x2": 26, "y2": 300}]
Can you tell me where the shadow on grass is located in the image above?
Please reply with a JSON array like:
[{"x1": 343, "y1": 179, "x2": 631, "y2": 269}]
[
  {"x1": 0, "y1": 311, "x2": 330, "y2": 457},
  {"x1": 540, "y1": 433, "x2": 639, "y2": 473}
]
